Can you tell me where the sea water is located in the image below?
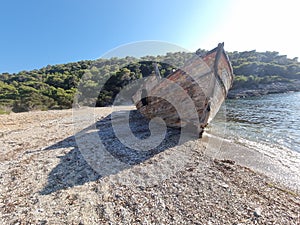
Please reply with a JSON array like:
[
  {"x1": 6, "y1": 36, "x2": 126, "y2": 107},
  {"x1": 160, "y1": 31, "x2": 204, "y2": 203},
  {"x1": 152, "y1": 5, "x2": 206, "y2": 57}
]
[
  {"x1": 211, "y1": 92, "x2": 300, "y2": 153},
  {"x1": 206, "y1": 92, "x2": 300, "y2": 188}
]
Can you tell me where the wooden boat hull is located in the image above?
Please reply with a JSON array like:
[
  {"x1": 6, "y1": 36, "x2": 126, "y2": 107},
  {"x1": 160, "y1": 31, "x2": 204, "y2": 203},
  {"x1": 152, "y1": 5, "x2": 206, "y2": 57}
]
[{"x1": 132, "y1": 43, "x2": 234, "y2": 135}]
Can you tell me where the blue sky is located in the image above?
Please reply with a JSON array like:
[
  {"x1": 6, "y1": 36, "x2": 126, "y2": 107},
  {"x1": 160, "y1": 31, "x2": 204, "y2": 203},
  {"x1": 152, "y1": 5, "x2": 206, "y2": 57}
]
[{"x1": 1, "y1": 0, "x2": 299, "y2": 73}]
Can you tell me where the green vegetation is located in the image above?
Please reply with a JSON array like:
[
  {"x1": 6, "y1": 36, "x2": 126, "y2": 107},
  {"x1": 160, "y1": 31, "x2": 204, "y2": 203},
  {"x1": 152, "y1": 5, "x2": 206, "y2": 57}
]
[
  {"x1": 228, "y1": 50, "x2": 300, "y2": 90},
  {"x1": 0, "y1": 50, "x2": 300, "y2": 113}
]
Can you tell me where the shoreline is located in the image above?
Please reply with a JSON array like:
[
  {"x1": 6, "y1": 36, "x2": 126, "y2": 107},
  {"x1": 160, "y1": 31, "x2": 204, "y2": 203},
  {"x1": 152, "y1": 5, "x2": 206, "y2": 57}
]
[
  {"x1": 202, "y1": 132, "x2": 300, "y2": 193},
  {"x1": 227, "y1": 80, "x2": 300, "y2": 98},
  {"x1": 0, "y1": 107, "x2": 299, "y2": 223}
]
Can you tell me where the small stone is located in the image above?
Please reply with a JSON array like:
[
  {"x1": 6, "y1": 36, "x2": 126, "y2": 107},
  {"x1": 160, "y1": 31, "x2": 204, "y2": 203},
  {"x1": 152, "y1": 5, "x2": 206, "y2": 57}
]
[
  {"x1": 219, "y1": 182, "x2": 229, "y2": 188},
  {"x1": 37, "y1": 220, "x2": 47, "y2": 225},
  {"x1": 36, "y1": 208, "x2": 44, "y2": 213},
  {"x1": 254, "y1": 207, "x2": 262, "y2": 217}
]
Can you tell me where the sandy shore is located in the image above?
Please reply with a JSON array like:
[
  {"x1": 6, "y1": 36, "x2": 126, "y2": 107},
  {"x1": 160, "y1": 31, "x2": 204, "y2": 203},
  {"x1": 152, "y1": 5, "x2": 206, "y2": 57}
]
[{"x1": 0, "y1": 107, "x2": 299, "y2": 224}]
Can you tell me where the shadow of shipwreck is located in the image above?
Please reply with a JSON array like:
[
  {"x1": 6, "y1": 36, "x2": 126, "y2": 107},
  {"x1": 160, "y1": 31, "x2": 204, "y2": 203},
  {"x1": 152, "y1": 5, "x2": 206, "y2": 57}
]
[{"x1": 40, "y1": 110, "x2": 188, "y2": 195}]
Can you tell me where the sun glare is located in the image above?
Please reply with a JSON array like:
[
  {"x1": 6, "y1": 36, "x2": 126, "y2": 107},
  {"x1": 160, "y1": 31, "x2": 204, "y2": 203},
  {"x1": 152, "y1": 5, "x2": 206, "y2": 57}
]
[{"x1": 197, "y1": 0, "x2": 300, "y2": 58}]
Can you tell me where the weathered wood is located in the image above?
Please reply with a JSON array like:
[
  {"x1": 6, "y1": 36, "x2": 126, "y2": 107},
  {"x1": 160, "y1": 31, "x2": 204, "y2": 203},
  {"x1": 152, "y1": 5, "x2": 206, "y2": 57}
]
[{"x1": 132, "y1": 43, "x2": 234, "y2": 135}]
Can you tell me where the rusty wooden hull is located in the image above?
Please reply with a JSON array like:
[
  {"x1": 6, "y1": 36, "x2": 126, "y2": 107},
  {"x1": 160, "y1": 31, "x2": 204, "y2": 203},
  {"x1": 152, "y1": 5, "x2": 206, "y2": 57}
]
[{"x1": 132, "y1": 43, "x2": 234, "y2": 131}]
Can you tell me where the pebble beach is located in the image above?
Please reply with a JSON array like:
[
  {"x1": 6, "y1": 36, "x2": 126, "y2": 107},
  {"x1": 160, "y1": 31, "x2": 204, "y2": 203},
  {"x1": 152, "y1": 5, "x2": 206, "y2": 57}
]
[{"x1": 0, "y1": 107, "x2": 299, "y2": 224}]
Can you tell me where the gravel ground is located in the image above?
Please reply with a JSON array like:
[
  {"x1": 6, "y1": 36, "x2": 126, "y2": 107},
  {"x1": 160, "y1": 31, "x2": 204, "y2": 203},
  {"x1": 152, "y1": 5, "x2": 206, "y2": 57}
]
[{"x1": 0, "y1": 107, "x2": 299, "y2": 224}]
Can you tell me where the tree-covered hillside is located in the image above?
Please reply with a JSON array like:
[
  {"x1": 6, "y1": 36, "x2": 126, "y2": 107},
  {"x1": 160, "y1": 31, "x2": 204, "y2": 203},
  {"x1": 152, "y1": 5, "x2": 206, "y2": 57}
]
[
  {"x1": 1, "y1": 49, "x2": 300, "y2": 113},
  {"x1": 228, "y1": 51, "x2": 300, "y2": 90}
]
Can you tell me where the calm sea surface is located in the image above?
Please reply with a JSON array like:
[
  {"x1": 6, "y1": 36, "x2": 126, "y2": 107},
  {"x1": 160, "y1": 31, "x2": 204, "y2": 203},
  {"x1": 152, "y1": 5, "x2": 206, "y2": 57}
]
[{"x1": 211, "y1": 92, "x2": 300, "y2": 153}]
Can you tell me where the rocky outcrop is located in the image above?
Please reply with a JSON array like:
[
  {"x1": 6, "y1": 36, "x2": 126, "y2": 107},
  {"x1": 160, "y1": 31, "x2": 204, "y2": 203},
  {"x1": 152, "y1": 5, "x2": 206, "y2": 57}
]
[{"x1": 228, "y1": 80, "x2": 300, "y2": 98}]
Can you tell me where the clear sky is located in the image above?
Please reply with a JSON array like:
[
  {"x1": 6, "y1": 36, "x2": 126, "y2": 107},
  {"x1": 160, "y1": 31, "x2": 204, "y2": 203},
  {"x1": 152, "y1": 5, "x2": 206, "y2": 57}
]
[{"x1": 1, "y1": 0, "x2": 299, "y2": 73}]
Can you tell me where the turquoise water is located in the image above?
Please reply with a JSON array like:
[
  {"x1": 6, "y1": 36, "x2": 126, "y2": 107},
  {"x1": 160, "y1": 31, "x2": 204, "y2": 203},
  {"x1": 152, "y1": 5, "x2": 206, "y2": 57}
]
[{"x1": 211, "y1": 92, "x2": 300, "y2": 153}]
